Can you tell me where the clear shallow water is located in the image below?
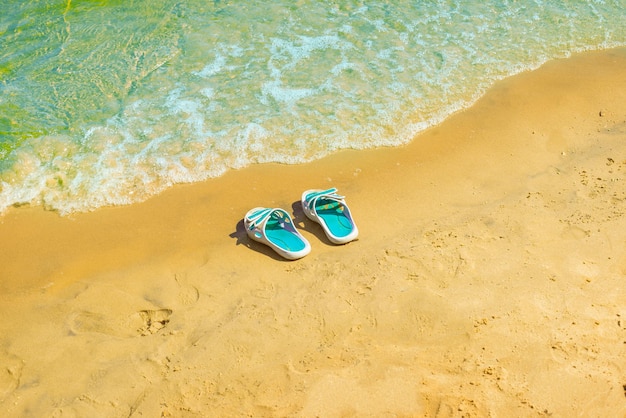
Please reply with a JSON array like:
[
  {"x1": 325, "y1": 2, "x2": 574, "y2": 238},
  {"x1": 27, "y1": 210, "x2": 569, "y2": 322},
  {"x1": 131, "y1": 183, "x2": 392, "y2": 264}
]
[{"x1": 1, "y1": 0, "x2": 625, "y2": 214}]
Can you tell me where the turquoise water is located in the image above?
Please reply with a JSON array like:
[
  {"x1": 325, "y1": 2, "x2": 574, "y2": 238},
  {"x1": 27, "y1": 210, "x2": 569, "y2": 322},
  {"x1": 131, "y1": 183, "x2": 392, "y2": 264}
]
[{"x1": 1, "y1": 0, "x2": 625, "y2": 214}]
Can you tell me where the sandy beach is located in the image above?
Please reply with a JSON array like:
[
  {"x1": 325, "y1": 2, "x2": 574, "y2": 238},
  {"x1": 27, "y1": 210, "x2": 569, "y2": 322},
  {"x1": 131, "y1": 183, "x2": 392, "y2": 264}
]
[{"x1": 1, "y1": 47, "x2": 626, "y2": 417}]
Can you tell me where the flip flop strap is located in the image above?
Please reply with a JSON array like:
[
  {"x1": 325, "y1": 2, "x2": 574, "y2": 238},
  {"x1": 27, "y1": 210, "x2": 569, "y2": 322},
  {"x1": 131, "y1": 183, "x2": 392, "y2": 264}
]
[
  {"x1": 305, "y1": 188, "x2": 345, "y2": 210},
  {"x1": 246, "y1": 208, "x2": 274, "y2": 231}
]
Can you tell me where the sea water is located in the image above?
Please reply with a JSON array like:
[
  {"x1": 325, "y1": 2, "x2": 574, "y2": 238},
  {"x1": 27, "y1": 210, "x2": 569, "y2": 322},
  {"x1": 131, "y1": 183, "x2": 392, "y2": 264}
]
[{"x1": 1, "y1": 0, "x2": 624, "y2": 214}]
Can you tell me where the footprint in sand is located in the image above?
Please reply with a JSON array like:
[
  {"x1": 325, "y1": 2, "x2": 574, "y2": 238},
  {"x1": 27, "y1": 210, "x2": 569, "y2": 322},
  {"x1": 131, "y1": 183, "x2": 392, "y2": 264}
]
[
  {"x1": 68, "y1": 308, "x2": 173, "y2": 337},
  {"x1": 0, "y1": 352, "x2": 23, "y2": 401},
  {"x1": 68, "y1": 311, "x2": 121, "y2": 336},
  {"x1": 137, "y1": 309, "x2": 173, "y2": 336}
]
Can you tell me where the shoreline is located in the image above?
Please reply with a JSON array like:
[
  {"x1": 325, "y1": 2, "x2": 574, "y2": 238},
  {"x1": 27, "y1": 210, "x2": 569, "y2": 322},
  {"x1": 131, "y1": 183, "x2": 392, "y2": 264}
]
[{"x1": 1, "y1": 47, "x2": 626, "y2": 416}]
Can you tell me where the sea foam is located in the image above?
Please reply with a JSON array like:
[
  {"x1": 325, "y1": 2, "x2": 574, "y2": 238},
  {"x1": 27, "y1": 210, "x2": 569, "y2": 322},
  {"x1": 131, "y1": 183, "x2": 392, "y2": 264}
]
[{"x1": 0, "y1": 0, "x2": 624, "y2": 214}]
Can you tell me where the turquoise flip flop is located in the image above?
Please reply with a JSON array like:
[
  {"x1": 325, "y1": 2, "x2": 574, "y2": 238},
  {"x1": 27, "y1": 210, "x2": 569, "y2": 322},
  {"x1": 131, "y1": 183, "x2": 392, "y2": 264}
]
[
  {"x1": 244, "y1": 207, "x2": 311, "y2": 260},
  {"x1": 301, "y1": 188, "x2": 358, "y2": 244}
]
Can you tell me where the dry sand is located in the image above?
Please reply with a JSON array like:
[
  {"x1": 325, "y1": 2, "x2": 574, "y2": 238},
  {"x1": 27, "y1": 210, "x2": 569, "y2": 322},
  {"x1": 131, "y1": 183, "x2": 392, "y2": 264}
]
[{"x1": 1, "y1": 47, "x2": 626, "y2": 417}]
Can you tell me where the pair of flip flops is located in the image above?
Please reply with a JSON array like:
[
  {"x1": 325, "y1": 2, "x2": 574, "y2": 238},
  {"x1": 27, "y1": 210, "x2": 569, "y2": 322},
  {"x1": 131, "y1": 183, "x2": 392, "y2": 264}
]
[{"x1": 244, "y1": 188, "x2": 358, "y2": 260}]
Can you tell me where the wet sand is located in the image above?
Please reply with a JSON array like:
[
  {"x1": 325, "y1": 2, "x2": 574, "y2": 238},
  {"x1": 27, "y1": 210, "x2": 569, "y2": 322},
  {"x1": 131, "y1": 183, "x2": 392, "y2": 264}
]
[{"x1": 1, "y1": 47, "x2": 626, "y2": 417}]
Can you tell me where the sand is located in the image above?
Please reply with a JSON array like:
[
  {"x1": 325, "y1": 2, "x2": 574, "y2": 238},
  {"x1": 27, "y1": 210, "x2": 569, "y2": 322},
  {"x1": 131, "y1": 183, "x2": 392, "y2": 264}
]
[{"x1": 1, "y1": 47, "x2": 626, "y2": 417}]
